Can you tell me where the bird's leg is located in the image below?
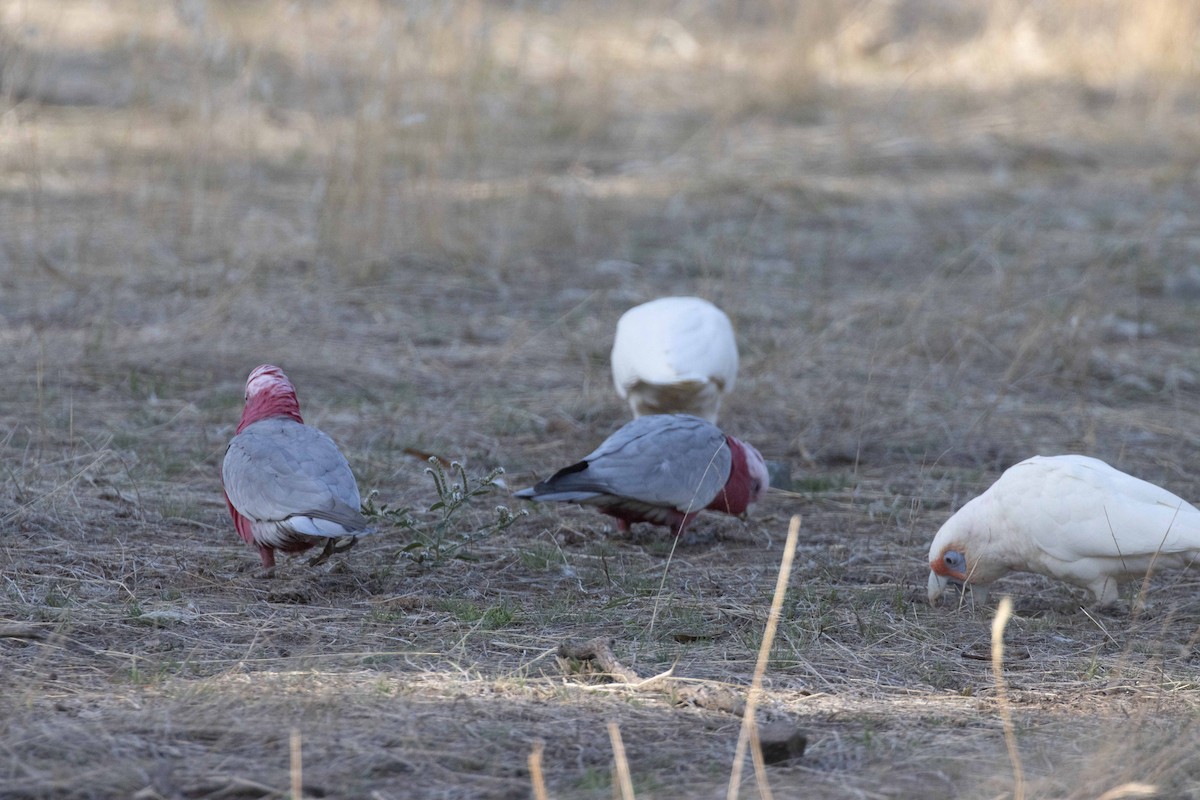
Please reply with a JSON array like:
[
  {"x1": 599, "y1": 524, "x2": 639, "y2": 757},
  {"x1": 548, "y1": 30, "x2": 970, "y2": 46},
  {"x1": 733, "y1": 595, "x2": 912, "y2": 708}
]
[
  {"x1": 254, "y1": 546, "x2": 277, "y2": 578},
  {"x1": 672, "y1": 512, "x2": 699, "y2": 538},
  {"x1": 330, "y1": 536, "x2": 358, "y2": 555},
  {"x1": 307, "y1": 537, "x2": 339, "y2": 567},
  {"x1": 306, "y1": 536, "x2": 358, "y2": 566},
  {"x1": 1088, "y1": 577, "x2": 1121, "y2": 608},
  {"x1": 1085, "y1": 579, "x2": 1134, "y2": 616}
]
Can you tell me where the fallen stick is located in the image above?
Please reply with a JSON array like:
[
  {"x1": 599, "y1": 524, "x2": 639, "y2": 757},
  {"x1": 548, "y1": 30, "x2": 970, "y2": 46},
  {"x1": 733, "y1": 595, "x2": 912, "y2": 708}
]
[
  {"x1": 0, "y1": 623, "x2": 97, "y2": 655},
  {"x1": 557, "y1": 636, "x2": 745, "y2": 716}
]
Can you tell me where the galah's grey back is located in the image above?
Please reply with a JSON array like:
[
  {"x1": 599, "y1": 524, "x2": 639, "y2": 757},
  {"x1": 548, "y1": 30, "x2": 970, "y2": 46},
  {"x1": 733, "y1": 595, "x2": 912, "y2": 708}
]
[
  {"x1": 223, "y1": 417, "x2": 368, "y2": 538},
  {"x1": 522, "y1": 414, "x2": 731, "y2": 512}
]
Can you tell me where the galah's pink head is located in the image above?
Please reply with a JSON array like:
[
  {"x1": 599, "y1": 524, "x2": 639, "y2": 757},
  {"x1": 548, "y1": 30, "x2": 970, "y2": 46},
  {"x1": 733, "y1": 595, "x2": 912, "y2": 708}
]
[
  {"x1": 237, "y1": 364, "x2": 303, "y2": 432},
  {"x1": 708, "y1": 435, "x2": 770, "y2": 516}
]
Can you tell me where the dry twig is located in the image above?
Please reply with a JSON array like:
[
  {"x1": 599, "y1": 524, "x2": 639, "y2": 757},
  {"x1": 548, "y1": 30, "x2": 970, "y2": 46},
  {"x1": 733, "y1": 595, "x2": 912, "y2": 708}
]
[{"x1": 557, "y1": 637, "x2": 745, "y2": 715}]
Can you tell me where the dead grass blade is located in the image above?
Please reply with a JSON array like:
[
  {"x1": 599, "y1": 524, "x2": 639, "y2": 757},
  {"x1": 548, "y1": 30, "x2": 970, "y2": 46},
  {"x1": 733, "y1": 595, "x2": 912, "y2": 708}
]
[
  {"x1": 529, "y1": 740, "x2": 549, "y2": 800},
  {"x1": 991, "y1": 596, "x2": 1024, "y2": 800},
  {"x1": 290, "y1": 728, "x2": 303, "y2": 800},
  {"x1": 726, "y1": 514, "x2": 801, "y2": 800},
  {"x1": 1094, "y1": 783, "x2": 1158, "y2": 800},
  {"x1": 608, "y1": 721, "x2": 635, "y2": 800},
  {"x1": 0, "y1": 445, "x2": 113, "y2": 526},
  {"x1": 748, "y1": 721, "x2": 774, "y2": 800}
]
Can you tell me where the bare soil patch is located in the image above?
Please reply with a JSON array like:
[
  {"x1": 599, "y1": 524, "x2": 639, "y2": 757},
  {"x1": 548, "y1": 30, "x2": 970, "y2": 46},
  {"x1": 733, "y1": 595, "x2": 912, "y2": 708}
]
[{"x1": 4, "y1": 2, "x2": 1200, "y2": 797}]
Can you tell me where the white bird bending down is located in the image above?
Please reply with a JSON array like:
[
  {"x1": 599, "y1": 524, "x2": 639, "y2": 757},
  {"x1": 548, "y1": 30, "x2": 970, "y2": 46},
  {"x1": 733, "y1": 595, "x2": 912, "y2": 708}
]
[
  {"x1": 611, "y1": 296, "x2": 738, "y2": 423},
  {"x1": 928, "y1": 454, "x2": 1200, "y2": 607},
  {"x1": 222, "y1": 365, "x2": 371, "y2": 575},
  {"x1": 514, "y1": 414, "x2": 769, "y2": 537}
]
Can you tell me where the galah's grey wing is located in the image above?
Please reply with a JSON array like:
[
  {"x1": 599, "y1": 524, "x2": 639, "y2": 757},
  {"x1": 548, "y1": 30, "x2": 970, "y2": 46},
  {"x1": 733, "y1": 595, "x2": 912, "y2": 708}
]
[
  {"x1": 534, "y1": 415, "x2": 731, "y2": 512},
  {"x1": 223, "y1": 418, "x2": 367, "y2": 533}
]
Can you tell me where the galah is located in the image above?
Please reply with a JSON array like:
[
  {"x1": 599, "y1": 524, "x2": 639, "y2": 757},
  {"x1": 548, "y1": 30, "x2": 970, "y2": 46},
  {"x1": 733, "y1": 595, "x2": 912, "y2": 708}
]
[
  {"x1": 611, "y1": 297, "x2": 738, "y2": 423},
  {"x1": 222, "y1": 365, "x2": 370, "y2": 574},
  {"x1": 514, "y1": 414, "x2": 769, "y2": 536},
  {"x1": 928, "y1": 454, "x2": 1200, "y2": 607}
]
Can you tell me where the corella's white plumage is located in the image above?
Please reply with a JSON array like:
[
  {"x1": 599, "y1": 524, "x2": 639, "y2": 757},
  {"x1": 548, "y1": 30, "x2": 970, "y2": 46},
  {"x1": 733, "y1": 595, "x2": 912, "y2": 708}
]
[
  {"x1": 222, "y1": 365, "x2": 370, "y2": 574},
  {"x1": 928, "y1": 455, "x2": 1200, "y2": 607},
  {"x1": 611, "y1": 297, "x2": 738, "y2": 423}
]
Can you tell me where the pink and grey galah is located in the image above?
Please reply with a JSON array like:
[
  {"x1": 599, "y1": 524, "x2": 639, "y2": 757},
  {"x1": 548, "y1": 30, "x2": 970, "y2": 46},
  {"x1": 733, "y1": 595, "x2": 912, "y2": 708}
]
[
  {"x1": 514, "y1": 414, "x2": 769, "y2": 537},
  {"x1": 222, "y1": 365, "x2": 371, "y2": 574}
]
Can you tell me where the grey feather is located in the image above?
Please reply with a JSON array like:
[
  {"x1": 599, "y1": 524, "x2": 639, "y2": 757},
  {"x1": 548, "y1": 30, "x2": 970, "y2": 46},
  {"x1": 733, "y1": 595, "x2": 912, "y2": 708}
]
[
  {"x1": 522, "y1": 415, "x2": 731, "y2": 512},
  {"x1": 223, "y1": 418, "x2": 368, "y2": 536}
]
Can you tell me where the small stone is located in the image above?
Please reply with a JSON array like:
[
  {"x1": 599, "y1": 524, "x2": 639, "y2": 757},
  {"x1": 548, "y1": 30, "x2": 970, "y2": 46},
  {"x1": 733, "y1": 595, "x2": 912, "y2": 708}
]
[
  {"x1": 1101, "y1": 314, "x2": 1157, "y2": 341},
  {"x1": 1115, "y1": 374, "x2": 1154, "y2": 395},
  {"x1": 1164, "y1": 366, "x2": 1197, "y2": 392},
  {"x1": 757, "y1": 722, "x2": 807, "y2": 764},
  {"x1": 1165, "y1": 265, "x2": 1200, "y2": 301},
  {"x1": 266, "y1": 588, "x2": 311, "y2": 605}
]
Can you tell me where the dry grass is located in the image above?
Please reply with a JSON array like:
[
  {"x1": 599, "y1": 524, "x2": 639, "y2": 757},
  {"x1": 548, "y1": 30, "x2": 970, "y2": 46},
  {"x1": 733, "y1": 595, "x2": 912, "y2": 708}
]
[{"x1": 5, "y1": 0, "x2": 1200, "y2": 797}]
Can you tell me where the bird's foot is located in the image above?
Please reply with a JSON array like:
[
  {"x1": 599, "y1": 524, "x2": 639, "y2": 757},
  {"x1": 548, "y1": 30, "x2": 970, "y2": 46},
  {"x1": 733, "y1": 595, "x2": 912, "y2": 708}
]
[
  {"x1": 307, "y1": 538, "x2": 338, "y2": 567},
  {"x1": 676, "y1": 527, "x2": 716, "y2": 547},
  {"x1": 307, "y1": 536, "x2": 356, "y2": 567},
  {"x1": 1085, "y1": 599, "x2": 1133, "y2": 617}
]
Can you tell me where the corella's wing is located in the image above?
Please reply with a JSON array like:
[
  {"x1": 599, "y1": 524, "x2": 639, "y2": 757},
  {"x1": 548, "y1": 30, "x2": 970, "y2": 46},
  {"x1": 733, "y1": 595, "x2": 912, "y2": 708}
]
[
  {"x1": 529, "y1": 415, "x2": 732, "y2": 512},
  {"x1": 223, "y1": 418, "x2": 367, "y2": 537},
  {"x1": 1001, "y1": 456, "x2": 1200, "y2": 562},
  {"x1": 661, "y1": 299, "x2": 737, "y2": 391},
  {"x1": 612, "y1": 298, "x2": 738, "y2": 393}
]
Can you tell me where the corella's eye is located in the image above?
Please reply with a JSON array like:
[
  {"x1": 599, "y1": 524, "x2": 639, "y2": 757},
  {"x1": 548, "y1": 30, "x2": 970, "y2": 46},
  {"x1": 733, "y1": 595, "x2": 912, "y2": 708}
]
[{"x1": 943, "y1": 550, "x2": 967, "y2": 574}]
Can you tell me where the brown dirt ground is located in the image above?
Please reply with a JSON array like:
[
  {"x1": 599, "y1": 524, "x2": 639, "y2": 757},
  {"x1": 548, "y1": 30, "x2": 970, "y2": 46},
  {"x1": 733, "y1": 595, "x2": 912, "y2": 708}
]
[{"x1": 4, "y1": 1, "x2": 1200, "y2": 798}]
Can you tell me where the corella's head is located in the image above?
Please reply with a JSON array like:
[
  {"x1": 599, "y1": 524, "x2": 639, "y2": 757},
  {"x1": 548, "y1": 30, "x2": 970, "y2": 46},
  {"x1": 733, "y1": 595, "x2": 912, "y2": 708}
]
[
  {"x1": 927, "y1": 537, "x2": 969, "y2": 606},
  {"x1": 709, "y1": 436, "x2": 770, "y2": 515},
  {"x1": 926, "y1": 495, "x2": 1006, "y2": 606},
  {"x1": 238, "y1": 364, "x2": 302, "y2": 432}
]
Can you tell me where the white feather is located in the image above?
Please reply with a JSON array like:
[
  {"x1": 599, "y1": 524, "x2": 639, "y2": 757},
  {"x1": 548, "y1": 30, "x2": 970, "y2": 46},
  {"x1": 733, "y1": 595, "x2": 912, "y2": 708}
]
[
  {"x1": 611, "y1": 297, "x2": 738, "y2": 423},
  {"x1": 928, "y1": 454, "x2": 1200, "y2": 605},
  {"x1": 282, "y1": 515, "x2": 362, "y2": 539}
]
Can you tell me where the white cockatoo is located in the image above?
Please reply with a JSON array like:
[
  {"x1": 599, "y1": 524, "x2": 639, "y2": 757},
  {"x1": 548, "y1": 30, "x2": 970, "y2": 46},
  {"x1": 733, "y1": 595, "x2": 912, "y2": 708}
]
[
  {"x1": 222, "y1": 365, "x2": 371, "y2": 575},
  {"x1": 515, "y1": 414, "x2": 769, "y2": 537},
  {"x1": 928, "y1": 454, "x2": 1200, "y2": 607},
  {"x1": 611, "y1": 297, "x2": 738, "y2": 423}
]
